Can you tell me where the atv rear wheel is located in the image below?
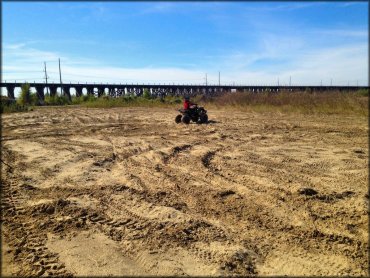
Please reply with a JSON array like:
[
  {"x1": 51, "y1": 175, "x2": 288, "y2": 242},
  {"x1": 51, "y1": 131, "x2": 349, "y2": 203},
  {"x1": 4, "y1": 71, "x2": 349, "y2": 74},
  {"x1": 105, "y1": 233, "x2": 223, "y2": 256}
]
[
  {"x1": 182, "y1": 114, "x2": 191, "y2": 124},
  {"x1": 175, "y1": 114, "x2": 182, "y2": 124}
]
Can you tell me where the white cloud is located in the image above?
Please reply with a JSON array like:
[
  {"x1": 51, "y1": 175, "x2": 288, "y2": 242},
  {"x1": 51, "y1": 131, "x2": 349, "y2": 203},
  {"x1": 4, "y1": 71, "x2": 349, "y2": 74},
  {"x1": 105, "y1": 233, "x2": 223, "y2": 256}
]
[
  {"x1": 312, "y1": 29, "x2": 368, "y2": 38},
  {"x1": 339, "y1": 2, "x2": 367, "y2": 8}
]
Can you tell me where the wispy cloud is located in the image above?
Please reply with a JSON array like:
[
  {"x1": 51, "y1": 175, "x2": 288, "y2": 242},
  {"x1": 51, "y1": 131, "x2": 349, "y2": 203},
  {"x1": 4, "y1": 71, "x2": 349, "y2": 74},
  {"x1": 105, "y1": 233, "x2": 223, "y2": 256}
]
[
  {"x1": 137, "y1": 2, "x2": 226, "y2": 16},
  {"x1": 4, "y1": 44, "x2": 61, "y2": 63},
  {"x1": 139, "y1": 2, "x2": 177, "y2": 15},
  {"x1": 4, "y1": 43, "x2": 27, "y2": 50},
  {"x1": 312, "y1": 29, "x2": 368, "y2": 38},
  {"x1": 3, "y1": 43, "x2": 100, "y2": 68},
  {"x1": 271, "y1": 2, "x2": 321, "y2": 11},
  {"x1": 339, "y1": 2, "x2": 367, "y2": 8},
  {"x1": 241, "y1": 2, "x2": 324, "y2": 12}
]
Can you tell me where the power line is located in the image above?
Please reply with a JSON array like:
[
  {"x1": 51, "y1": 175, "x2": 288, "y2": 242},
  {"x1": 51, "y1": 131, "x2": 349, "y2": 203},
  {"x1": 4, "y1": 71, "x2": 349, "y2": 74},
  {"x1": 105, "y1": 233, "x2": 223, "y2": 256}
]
[
  {"x1": 2, "y1": 70, "x2": 44, "y2": 73},
  {"x1": 3, "y1": 78, "x2": 47, "y2": 81}
]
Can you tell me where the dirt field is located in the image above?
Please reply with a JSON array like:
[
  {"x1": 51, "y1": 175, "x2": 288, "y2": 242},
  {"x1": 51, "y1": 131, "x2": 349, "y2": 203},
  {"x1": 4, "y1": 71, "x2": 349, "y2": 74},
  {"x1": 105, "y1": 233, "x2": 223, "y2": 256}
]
[{"x1": 1, "y1": 106, "x2": 368, "y2": 276}]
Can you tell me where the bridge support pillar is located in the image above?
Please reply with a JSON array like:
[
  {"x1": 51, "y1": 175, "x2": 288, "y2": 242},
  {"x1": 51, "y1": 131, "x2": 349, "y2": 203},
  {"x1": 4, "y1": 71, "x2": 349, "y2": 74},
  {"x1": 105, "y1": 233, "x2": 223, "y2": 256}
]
[
  {"x1": 75, "y1": 87, "x2": 83, "y2": 97},
  {"x1": 44, "y1": 87, "x2": 51, "y2": 97},
  {"x1": 6, "y1": 86, "x2": 15, "y2": 99},
  {"x1": 97, "y1": 87, "x2": 104, "y2": 97},
  {"x1": 107, "y1": 88, "x2": 114, "y2": 97},
  {"x1": 86, "y1": 87, "x2": 94, "y2": 96},
  {"x1": 64, "y1": 87, "x2": 71, "y2": 101},
  {"x1": 50, "y1": 86, "x2": 57, "y2": 97},
  {"x1": 35, "y1": 86, "x2": 45, "y2": 102}
]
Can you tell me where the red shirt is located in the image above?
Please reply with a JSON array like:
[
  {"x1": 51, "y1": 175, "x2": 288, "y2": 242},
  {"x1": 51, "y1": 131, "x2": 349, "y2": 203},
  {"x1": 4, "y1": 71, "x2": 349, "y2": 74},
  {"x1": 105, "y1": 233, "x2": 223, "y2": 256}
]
[{"x1": 184, "y1": 100, "x2": 191, "y2": 110}]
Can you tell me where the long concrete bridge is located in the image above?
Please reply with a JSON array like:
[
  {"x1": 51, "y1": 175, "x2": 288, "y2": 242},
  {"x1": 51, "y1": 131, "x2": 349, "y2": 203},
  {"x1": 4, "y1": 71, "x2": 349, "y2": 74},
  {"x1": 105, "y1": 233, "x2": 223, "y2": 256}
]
[{"x1": 1, "y1": 82, "x2": 367, "y2": 101}]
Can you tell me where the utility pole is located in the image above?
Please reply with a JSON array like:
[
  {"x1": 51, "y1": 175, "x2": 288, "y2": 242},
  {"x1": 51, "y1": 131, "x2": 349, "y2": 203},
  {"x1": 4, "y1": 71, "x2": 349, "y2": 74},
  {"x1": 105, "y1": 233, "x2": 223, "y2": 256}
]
[
  {"x1": 278, "y1": 78, "x2": 279, "y2": 86},
  {"x1": 331, "y1": 78, "x2": 332, "y2": 86},
  {"x1": 59, "y1": 58, "x2": 63, "y2": 96},
  {"x1": 320, "y1": 80, "x2": 322, "y2": 86},
  {"x1": 289, "y1": 76, "x2": 291, "y2": 86},
  {"x1": 218, "y1": 71, "x2": 220, "y2": 86},
  {"x1": 205, "y1": 73, "x2": 207, "y2": 86},
  {"x1": 44, "y1": 62, "x2": 49, "y2": 95}
]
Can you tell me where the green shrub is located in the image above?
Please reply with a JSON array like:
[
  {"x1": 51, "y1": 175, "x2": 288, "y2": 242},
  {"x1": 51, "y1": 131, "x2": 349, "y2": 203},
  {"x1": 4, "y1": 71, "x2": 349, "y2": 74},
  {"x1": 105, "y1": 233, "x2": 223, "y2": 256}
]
[
  {"x1": 84, "y1": 94, "x2": 96, "y2": 102},
  {"x1": 71, "y1": 95, "x2": 96, "y2": 104},
  {"x1": 0, "y1": 103, "x2": 29, "y2": 113},
  {"x1": 44, "y1": 94, "x2": 71, "y2": 105},
  {"x1": 30, "y1": 92, "x2": 40, "y2": 105},
  {"x1": 71, "y1": 96, "x2": 83, "y2": 105},
  {"x1": 17, "y1": 83, "x2": 32, "y2": 105},
  {"x1": 143, "y1": 89, "x2": 151, "y2": 99}
]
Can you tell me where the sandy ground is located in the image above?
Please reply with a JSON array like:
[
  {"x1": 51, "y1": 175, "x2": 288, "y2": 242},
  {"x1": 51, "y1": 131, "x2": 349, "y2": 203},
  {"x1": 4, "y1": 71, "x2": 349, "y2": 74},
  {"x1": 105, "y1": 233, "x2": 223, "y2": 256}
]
[{"x1": 1, "y1": 106, "x2": 368, "y2": 276}]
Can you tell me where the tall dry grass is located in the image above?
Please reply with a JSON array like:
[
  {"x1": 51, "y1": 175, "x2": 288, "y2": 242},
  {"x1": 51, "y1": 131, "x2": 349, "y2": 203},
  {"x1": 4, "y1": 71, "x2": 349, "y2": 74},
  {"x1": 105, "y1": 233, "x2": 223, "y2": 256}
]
[{"x1": 200, "y1": 90, "x2": 368, "y2": 116}]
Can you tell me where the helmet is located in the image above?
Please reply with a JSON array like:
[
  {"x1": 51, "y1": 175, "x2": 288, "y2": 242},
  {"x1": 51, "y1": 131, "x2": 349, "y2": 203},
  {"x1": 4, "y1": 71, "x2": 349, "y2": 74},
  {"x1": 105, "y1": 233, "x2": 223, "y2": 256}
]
[{"x1": 184, "y1": 96, "x2": 190, "y2": 101}]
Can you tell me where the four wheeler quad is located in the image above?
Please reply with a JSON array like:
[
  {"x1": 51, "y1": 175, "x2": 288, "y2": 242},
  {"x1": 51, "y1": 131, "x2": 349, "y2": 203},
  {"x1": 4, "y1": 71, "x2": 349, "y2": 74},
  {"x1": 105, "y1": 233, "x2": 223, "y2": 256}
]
[{"x1": 175, "y1": 104, "x2": 208, "y2": 124}]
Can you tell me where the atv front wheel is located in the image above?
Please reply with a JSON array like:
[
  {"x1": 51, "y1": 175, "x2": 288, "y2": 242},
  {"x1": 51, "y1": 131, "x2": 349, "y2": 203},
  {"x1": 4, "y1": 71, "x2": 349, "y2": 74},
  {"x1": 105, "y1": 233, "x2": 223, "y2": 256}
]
[
  {"x1": 199, "y1": 114, "x2": 208, "y2": 124},
  {"x1": 182, "y1": 114, "x2": 191, "y2": 124},
  {"x1": 175, "y1": 114, "x2": 182, "y2": 124}
]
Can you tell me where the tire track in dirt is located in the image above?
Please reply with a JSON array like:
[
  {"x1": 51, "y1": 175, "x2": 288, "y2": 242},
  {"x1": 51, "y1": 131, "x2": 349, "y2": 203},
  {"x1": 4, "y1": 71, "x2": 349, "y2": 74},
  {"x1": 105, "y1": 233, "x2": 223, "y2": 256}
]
[
  {"x1": 163, "y1": 144, "x2": 193, "y2": 165},
  {"x1": 91, "y1": 137, "x2": 259, "y2": 274},
  {"x1": 1, "y1": 107, "x2": 368, "y2": 276},
  {"x1": 1, "y1": 150, "x2": 73, "y2": 276}
]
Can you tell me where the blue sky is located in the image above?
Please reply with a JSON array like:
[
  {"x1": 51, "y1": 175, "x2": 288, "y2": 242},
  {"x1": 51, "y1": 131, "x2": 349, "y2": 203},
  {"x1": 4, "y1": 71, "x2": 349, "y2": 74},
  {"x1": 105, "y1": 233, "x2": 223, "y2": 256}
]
[{"x1": 2, "y1": 1, "x2": 369, "y2": 89}]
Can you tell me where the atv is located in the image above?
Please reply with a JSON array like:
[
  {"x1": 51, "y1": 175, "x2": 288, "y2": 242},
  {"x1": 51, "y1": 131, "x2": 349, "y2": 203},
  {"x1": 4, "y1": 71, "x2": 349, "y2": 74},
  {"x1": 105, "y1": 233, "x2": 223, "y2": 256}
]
[{"x1": 175, "y1": 105, "x2": 208, "y2": 124}]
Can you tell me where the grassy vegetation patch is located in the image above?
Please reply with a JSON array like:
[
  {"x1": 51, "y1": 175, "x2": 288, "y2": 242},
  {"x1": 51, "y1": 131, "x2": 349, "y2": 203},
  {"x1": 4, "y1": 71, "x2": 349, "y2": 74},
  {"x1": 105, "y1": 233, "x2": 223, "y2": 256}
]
[
  {"x1": 201, "y1": 90, "x2": 368, "y2": 116},
  {"x1": 2, "y1": 86, "x2": 368, "y2": 116},
  {"x1": 0, "y1": 97, "x2": 30, "y2": 113},
  {"x1": 78, "y1": 95, "x2": 183, "y2": 108}
]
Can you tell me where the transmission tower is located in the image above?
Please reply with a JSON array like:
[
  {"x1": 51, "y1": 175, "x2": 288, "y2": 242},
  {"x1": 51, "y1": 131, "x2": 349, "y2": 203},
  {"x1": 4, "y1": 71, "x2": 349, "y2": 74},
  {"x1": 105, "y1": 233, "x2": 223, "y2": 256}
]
[
  {"x1": 44, "y1": 62, "x2": 49, "y2": 95},
  {"x1": 59, "y1": 58, "x2": 63, "y2": 95}
]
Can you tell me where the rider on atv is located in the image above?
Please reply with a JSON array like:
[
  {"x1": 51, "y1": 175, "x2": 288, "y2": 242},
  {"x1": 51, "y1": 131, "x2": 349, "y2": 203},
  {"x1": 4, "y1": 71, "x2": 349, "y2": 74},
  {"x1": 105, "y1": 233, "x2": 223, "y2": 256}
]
[
  {"x1": 183, "y1": 96, "x2": 196, "y2": 111},
  {"x1": 175, "y1": 96, "x2": 208, "y2": 124}
]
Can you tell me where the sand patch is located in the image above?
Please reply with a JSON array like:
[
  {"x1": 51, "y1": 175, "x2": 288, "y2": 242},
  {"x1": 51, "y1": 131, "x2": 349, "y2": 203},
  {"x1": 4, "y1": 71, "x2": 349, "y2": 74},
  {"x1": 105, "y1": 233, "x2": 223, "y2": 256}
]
[{"x1": 46, "y1": 231, "x2": 147, "y2": 276}]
